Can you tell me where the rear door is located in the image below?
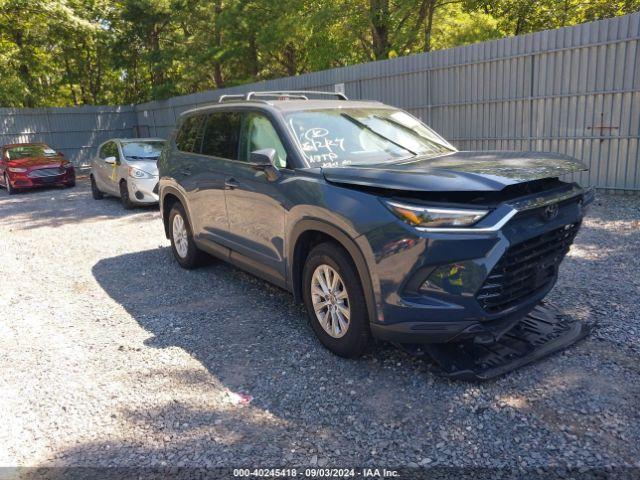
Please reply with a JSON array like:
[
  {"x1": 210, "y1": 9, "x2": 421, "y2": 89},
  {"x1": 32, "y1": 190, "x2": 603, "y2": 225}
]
[
  {"x1": 223, "y1": 111, "x2": 289, "y2": 285},
  {"x1": 186, "y1": 111, "x2": 241, "y2": 247}
]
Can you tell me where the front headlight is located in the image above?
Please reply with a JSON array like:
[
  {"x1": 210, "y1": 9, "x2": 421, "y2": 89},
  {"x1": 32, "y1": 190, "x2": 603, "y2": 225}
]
[
  {"x1": 8, "y1": 167, "x2": 27, "y2": 173},
  {"x1": 385, "y1": 200, "x2": 488, "y2": 229},
  {"x1": 128, "y1": 167, "x2": 153, "y2": 179}
]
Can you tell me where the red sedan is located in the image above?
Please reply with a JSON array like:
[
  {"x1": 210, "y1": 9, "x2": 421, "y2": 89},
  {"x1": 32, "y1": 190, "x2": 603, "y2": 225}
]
[{"x1": 0, "y1": 143, "x2": 75, "y2": 194}]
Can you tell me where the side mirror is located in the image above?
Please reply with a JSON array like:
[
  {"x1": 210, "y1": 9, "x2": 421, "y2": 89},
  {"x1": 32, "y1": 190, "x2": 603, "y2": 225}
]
[
  {"x1": 104, "y1": 156, "x2": 116, "y2": 165},
  {"x1": 249, "y1": 148, "x2": 280, "y2": 181},
  {"x1": 249, "y1": 148, "x2": 276, "y2": 167}
]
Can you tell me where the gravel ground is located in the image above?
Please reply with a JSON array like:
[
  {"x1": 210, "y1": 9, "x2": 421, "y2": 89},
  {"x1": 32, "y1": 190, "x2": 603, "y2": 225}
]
[{"x1": 0, "y1": 179, "x2": 639, "y2": 473}]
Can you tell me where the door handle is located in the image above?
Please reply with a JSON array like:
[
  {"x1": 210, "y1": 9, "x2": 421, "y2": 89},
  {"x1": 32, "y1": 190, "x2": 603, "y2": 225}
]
[
  {"x1": 180, "y1": 169, "x2": 192, "y2": 176},
  {"x1": 225, "y1": 178, "x2": 240, "y2": 190}
]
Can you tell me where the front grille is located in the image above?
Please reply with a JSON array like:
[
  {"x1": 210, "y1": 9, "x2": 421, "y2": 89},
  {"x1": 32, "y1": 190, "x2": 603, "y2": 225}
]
[
  {"x1": 476, "y1": 223, "x2": 580, "y2": 314},
  {"x1": 28, "y1": 167, "x2": 63, "y2": 178}
]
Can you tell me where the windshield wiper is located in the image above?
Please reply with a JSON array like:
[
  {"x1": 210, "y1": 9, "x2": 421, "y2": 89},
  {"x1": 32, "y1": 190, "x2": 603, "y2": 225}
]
[
  {"x1": 340, "y1": 113, "x2": 417, "y2": 157},
  {"x1": 372, "y1": 115, "x2": 452, "y2": 153}
]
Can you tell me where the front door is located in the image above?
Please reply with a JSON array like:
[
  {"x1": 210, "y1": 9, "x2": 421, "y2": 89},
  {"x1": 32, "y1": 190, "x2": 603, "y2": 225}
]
[
  {"x1": 224, "y1": 112, "x2": 289, "y2": 285},
  {"x1": 96, "y1": 141, "x2": 120, "y2": 195}
]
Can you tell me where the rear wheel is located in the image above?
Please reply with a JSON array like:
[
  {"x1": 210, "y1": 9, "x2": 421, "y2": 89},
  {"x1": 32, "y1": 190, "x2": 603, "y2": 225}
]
[
  {"x1": 168, "y1": 203, "x2": 206, "y2": 269},
  {"x1": 119, "y1": 180, "x2": 134, "y2": 209},
  {"x1": 302, "y1": 242, "x2": 371, "y2": 358},
  {"x1": 90, "y1": 176, "x2": 103, "y2": 199},
  {"x1": 4, "y1": 174, "x2": 15, "y2": 195}
]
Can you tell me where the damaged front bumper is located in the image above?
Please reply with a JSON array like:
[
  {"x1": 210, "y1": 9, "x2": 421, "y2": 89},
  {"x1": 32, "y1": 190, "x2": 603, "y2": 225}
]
[
  {"x1": 421, "y1": 302, "x2": 591, "y2": 380},
  {"x1": 363, "y1": 184, "x2": 594, "y2": 346}
]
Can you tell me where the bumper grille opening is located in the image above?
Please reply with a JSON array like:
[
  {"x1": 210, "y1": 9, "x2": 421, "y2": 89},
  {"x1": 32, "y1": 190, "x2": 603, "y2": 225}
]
[
  {"x1": 476, "y1": 223, "x2": 580, "y2": 314},
  {"x1": 28, "y1": 168, "x2": 64, "y2": 178}
]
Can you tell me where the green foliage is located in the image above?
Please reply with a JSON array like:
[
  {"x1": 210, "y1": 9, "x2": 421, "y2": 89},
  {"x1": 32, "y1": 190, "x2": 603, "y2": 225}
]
[{"x1": 0, "y1": 0, "x2": 637, "y2": 107}]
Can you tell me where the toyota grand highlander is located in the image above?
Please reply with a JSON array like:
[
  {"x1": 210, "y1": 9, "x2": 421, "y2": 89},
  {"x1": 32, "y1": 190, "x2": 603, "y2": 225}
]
[{"x1": 157, "y1": 91, "x2": 592, "y2": 358}]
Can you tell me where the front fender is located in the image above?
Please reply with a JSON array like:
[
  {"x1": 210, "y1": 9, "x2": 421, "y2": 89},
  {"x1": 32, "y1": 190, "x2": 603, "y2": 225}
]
[{"x1": 287, "y1": 216, "x2": 380, "y2": 326}]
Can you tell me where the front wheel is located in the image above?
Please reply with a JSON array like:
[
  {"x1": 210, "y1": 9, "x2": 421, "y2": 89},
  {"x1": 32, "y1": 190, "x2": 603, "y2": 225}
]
[
  {"x1": 168, "y1": 203, "x2": 206, "y2": 269},
  {"x1": 119, "y1": 180, "x2": 134, "y2": 209},
  {"x1": 302, "y1": 242, "x2": 371, "y2": 358}
]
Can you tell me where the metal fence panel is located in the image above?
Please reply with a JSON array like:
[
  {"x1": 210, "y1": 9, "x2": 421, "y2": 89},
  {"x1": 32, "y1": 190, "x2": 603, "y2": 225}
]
[
  {"x1": 0, "y1": 106, "x2": 137, "y2": 166},
  {"x1": 1, "y1": 13, "x2": 639, "y2": 190}
]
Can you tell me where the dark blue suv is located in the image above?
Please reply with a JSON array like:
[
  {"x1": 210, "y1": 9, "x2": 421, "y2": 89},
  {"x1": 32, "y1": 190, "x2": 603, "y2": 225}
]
[{"x1": 158, "y1": 91, "x2": 592, "y2": 359}]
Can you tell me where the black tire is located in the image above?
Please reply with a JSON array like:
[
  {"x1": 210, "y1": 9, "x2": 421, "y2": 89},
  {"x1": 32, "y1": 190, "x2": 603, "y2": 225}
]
[
  {"x1": 302, "y1": 242, "x2": 371, "y2": 358},
  {"x1": 90, "y1": 176, "x2": 103, "y2": 199},
  {"x1": 4, "y1": 174, "x2": 16, "y2": 195},
  {"x1": 119, "y1": 180, "x2": 134, "y2": 209},
  {"x1": 168, "y1": 202, "x2": 206, "y2": 269}
]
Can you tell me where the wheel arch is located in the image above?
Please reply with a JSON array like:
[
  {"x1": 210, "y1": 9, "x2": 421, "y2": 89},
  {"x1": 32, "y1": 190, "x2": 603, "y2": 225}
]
[
  {"x1": 288, "y1": 220, "x2": 377, "y2": 324},
  {"x1": 160, "y1": 186, "x2": 191, "y2": 239}
]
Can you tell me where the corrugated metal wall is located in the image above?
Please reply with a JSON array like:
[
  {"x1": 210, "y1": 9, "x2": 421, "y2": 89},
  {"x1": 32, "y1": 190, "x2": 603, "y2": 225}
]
[
  {"x1": 0, "y1": 105, "x2": 137, "y2": 166},
  {"x1": 2, "y1": 13, "x2": 638, "y2": 190}
]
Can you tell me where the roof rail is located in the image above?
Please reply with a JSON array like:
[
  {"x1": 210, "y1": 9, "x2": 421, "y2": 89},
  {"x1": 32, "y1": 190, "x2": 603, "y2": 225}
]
[
  {"x1": 218, "y1": 94, "x2": 248, "y2": 103},
  {"x1": 217, "y1": 90, "x2": 348, "y2": 103}
]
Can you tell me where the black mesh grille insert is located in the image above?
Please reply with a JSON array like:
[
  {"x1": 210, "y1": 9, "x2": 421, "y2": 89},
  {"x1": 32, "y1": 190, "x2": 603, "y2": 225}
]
[{"x1": 476, "y1": 223, "x2": 580, "y2": 314}]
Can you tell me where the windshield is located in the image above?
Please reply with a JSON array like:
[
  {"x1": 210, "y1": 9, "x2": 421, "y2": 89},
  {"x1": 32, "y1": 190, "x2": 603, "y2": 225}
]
[
  {"x1": 285, "y1": 108, "x2": 455, "y2": 167},
  {"x1": 6, "y1": 144, "x2": 59, "y2": 160},
  {"x1": 121, "y1": 141, "x2": 165, "y2": 160}
]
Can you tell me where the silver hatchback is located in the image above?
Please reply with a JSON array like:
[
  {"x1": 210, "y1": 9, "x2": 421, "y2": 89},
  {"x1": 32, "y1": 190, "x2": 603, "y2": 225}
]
[{"x1": 90, "y1": 138, "x2": 165, "y2": 208}]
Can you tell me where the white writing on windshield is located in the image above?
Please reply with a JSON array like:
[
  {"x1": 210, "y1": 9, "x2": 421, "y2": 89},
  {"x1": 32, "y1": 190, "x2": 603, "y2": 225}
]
[{"x1": 300, "y1": 127, "x2": 347, "y2": 166}]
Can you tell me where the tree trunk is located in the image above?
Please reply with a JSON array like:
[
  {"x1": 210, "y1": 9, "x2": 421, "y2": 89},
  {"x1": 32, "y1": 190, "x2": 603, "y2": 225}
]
[
  {"x1": 212, "y1": 0, "x2": 225, "y2": 88},
  {"x1": 248, "y1": 32, "x2": 259, "y2": 78},
  {"x1": 149, "y1": 26, "x2": 164, "y2": 87},
  {"x1": 423, "y1": 0, "x2": 436, "y2": 52},
  {"x1": 62, "y1": 55, "x2": 79, "y2": 106},
  {"x1": 370, "y1": 0, "x2": 390, "y2": 59},
  {"x1": 282, "y1": 43, "x2": 297, "y2": 76},
  {"x1": 14, "y1": 31, "x2": 36, "y2": 107}
]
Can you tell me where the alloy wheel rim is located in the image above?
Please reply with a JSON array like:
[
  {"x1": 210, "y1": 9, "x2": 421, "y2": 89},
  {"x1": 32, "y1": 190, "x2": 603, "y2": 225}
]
[
  {"x1": 172, "y1": 214, "x2": 189, "y2": 258},
  {"x1": 311, "y1": 264, "x2": 350, "y2": 338}
]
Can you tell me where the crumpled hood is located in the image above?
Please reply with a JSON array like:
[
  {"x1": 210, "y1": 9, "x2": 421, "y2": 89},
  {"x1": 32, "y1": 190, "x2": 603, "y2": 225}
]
[{"x1": 321, "y1": 151, "x2": 588, "y2": 192}]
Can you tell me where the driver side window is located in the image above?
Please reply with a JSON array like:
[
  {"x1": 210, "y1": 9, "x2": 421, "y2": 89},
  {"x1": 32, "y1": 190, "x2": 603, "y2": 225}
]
[{"x1": 240, "y1": 113, "x2": 288, "y2": 169}]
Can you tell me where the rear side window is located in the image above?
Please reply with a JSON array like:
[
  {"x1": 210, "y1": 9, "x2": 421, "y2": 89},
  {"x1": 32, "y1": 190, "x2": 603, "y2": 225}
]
[
  {"x1": 176, "y1": 115, "x2": 204, "y2": 153},
  {"x1": 201, "y1": 112, "x2": 241, "y2": 159}
]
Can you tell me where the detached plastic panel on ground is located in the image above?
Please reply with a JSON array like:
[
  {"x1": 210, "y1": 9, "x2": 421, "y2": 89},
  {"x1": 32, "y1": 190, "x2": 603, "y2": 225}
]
[{"x1": 421, "y1": 302, "x2": 591, "y2": 381}]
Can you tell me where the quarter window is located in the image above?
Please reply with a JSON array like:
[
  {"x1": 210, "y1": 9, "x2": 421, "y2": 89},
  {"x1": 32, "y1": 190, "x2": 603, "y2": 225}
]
[
  {"x1": 176, "y1": 115, "x2": 205, "y2": 153},
  {"x1": 240, "y1": 113, "x2": 288, "y2": 168},
  {"x1": 201, "y1": 112, "x2": 241, "y2": 159}
]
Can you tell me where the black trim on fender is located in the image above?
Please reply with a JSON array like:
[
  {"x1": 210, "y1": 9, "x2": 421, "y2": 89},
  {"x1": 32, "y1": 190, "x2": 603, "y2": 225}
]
[
  {"x1": 159, "y1": 183, "x2": 192, "y2": 239},
  {"x1": 288, "y1": 219, "x2": 378, "y2": 325}
]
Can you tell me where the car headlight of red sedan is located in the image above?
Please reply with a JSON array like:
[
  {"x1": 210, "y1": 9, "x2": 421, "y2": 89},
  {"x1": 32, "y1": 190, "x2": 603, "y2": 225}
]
[{"x1": 7, "y1": 167, "x2": 27, "y2": 173}]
